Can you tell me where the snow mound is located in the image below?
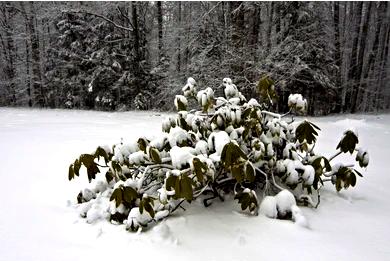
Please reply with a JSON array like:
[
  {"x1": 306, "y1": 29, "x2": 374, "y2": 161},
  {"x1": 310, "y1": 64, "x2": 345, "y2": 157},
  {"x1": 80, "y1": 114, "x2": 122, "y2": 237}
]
[
  {"x1": 275, "y1": 190, "x2": 296, "y2": 217},
  {"x1": 259, "y1": 196, "x2": 278, "y2": 218}
]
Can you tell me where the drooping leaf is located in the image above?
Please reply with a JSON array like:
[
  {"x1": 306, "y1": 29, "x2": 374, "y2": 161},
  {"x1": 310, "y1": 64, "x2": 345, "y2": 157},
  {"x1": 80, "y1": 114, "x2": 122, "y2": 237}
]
[
  {"x1": 68, "y1": 164, "x2": 74, "y2": 181},
  {"x1": 180, "y1": 174, "x2": 193, "y2": 202},
  {"x1": 174, "y1": 175, "x2": 181, "y2": 199},
  {"x1": 257, "y1": 76, "x2": 277, "y2": 103},
  {"x1": 166, "y1": 175, "x2": 177, "y2": 192},
  {"x1": 139, "y1": 200, "x2": 144, "y2": 214},
  {"x1": 242, "y1": 108, "x2": 253, "y2": 119},
  {"x1": 179, "y1": 117, "x2": 191, "y2": 131},
  {"x1": 123, "y1": 186, "x2": 138, "y2": 204},
  {"x1": 193, "y1": 157, "x2": 208, "y2": 182},
  {"x1": 149, "y1": 147, "x2": 162, "y2": 164},
  {"x1": 349, "y1": 172, "x2": 357, "y2": 187},
  {"x1": 221, "y1": 142, "x2": 248, "y2": 170},
  {"x1": 110, "y1": 188, "x2": 123, "y2": 207},
  {"x1": 111, "y1": 161, "x2": 122, "y2": 174},
  {"x1": 80, "y1": 154, "x2": 95, "y2": 168},
  {"x1": 175, "y1": 96, "x2": 187, "y2": 111},
  {"x1": 295, "y1": 120, "x2": 320, "y2": 144},
  {"x1": 138, "y1": 138, "x2": 148, "y2": 153},
  {"x1": 232, "y1": 165, "x2": 244, "y2": 183},
  {"x1": 143, "y1": 201, "x2": 155, "y2": 218},
  {"x1": 77, "y1": 191, "x2": 83, "y2": 204},
  {"x1": 245, "y1": 162, "x2": 255, "y2": 183},
  {"x1": 234, "y1": 190, "x2": 258, "y2": 212},
  {"x1": 105, "y1": 170, "x2": 114, "y2": 183},
  {"x1": 74, "y1": 159, "x2": 81, "y2": 176},
  {"x1": 87, "y1": 163, "x2": 100, "y2": 182},
  {"x1": 337, "y1": 130, "x2": 359, "y2": 154},
  {"x1": 94, "y1": 146, "x2": 109, "y2": 164}
]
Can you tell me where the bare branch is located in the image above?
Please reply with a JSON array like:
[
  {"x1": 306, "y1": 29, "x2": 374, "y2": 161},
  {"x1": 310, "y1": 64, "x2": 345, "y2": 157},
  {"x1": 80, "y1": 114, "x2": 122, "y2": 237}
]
[{"x1": 67, "y1": 10, "x2": 132, "y2": 32}]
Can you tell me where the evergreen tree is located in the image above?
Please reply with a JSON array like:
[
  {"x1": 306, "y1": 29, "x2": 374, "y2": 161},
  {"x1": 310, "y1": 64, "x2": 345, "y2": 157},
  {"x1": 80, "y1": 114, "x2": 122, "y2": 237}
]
[{"x1": 259, "y1": 2, "x2": 337, "y2": 115}]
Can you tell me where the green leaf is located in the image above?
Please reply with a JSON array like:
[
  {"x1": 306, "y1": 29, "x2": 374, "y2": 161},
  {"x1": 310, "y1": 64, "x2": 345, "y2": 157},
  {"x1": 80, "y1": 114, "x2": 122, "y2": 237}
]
[
  {"x1": 193, "y1": 157, "x2": 208, "y2": 182},
  {"x1": 257, "y1": 75, "x2": 277, "y2": 103},
  {"x1": 232, "y1": 165, "x2": 244, "y2": 183},
  {"x1": 80, "y1": 154, "x2": 95, "y2": 168},
  {"x1": 149, "y1": 147, "x2": 162, "y2": 164},
  {"x1": 335, "y1": 177, "x2": 342, "y2": 192},
  {"x1": 139, "y1": 200, "x2": 144, "y2": 214},
  {"x1": 175, "y1": 96, "x2": 187, "y2": 111},
  {"x1": 242, "y1": 127, "x2": 250, "y2": 141},
  {"x1": 105, "y1": 170, "x2": 114, "y2": 183},
  {"x1": 174, "y1": 175, "x2": 181, "y2": 198},
  {"x1": 74, "y1": 159, "x2": 81, "y2": 176},
  {"x1": 87, "y1": 163, "x2": 100, "y2": 182},
  {"x1": 295, "y1": 120, "x2": 320, "y2": 144},
  {"x1": 221, "y1": 142, "x2": 248, "y2": 170},
  {"x1": 221, "y1": 143, "x2": 232, "y2": 169},
  {"x1": 123, "y1": 186, "x2": 138, "y2": 204},
  {"x1": 111, "y1": 161, "x2": 122, "y2": 174},
  {"x1": 166, "y1": 175, "x2": 177, "y2": 191},
  {"x1": 94, "y1": 146, "x2": 109, "y2": 164},
  {"x1": 323, "y1": 157, "x2": 332, "y2": 171},
  {"x1": 180, "y1": 174, "x2": 193, "y2": 202},
  {"x1": 245, "y1": 162, "x2": 255, "y2": 183},
  {"x1": 241, "y1": 194, "x2": 250, "y2": 211},
  {"x1": 349, "y1": 173, "x2": 357, "y2": 187},
  {"x1": 179, "y1": 117, "x2": 190, "y2": 131},
  {"x1": 234, "y1": 191, "x2": 258, "y2": 212},
  {"x1": 138, "y1": 138, "x2": 148, "y2": 153},
  {"x1": 242, "y1": 108, "x2": 253, "y2": 119},
  {"x1": 68, "y1": 164, "x2": 74, "y2": 181},
  {"x1": 337, "y1": 130, "x2": 359, "y2": 154},
  {"x1": 110, "y1": 188, "x2": 123, "y2": 207},
  {"x1": 144, "y1": 202, "x2": 155, "y2": 218}
]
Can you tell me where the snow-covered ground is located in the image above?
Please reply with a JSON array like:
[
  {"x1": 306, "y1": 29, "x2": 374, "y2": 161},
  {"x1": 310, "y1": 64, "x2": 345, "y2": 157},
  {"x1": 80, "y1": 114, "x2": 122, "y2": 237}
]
[{"x1": 1, "y1": 108, "x2": 390, "y2": 261}]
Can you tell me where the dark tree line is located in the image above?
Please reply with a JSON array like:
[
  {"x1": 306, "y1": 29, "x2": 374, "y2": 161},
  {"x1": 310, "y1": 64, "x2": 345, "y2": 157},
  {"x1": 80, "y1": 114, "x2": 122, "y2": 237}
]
[{"x1": 0, "y1": 1, "x2": 389, "y2": 114}]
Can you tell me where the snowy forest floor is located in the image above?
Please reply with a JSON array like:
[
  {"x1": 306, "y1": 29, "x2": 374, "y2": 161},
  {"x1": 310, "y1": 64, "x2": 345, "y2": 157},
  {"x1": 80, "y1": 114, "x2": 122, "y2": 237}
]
[{"x1": 1, "y1": 108, "x2": 389, "y2": 261}]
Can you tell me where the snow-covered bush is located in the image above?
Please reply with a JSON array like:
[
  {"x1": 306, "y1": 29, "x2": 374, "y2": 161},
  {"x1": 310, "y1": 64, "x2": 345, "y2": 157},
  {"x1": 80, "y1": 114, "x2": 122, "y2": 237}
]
[{"x1": 68, "y1": 77, "x2": 369, "y2": 231}]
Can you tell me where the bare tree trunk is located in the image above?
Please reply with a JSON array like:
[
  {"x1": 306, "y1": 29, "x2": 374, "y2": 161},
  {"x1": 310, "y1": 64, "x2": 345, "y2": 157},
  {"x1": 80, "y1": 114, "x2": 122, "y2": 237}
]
[
  {"x1": 247, "y1": 3, "x2": 261, "y2": 59},
  {"x1": 345, "y1": 2, "x2": 363, "y2": 112},
  {"x1": 377, "y1": 25, "x2": 390, "y2": 110},
  {"x1": 363, "y1": 2, "x2": 387, "y2": 111},
  {"x1": 22, "y1": 2, "x2": 45, "y2": 107},
  {"x1": 176, "y1": 2, "x2": 181, "y2": 72},
  {"x1": 266, "y1": 2, "x2": 274, "y2": 51},
  {"x1": 275, "y1": 3, "x2": 281, "y2": 44},
  {"x1": 351, "y1": 2, "x2": 372, "y2": 113},
  {"x1": 157, "y1": 1, "x2": 163, "y2": 62},
  {"x1": 131, "y1": 1, "x2": 141, "y2": 75},
  {"x1": 0, "y1": 3, "x2": 16, "y2": 105},
  {"x1": 25, "y1": 23, "x2": 32, "y2": 107},
  {"x1": 333, "y1": 1, "x2": 342, "y2": 112}
]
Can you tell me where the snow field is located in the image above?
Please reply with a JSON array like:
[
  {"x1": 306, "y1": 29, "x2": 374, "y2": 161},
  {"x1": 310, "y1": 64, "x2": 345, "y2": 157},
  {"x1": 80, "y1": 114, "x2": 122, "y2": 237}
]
[{"x1": 0, "y1": 108, "x2": 390, "y2": 261}]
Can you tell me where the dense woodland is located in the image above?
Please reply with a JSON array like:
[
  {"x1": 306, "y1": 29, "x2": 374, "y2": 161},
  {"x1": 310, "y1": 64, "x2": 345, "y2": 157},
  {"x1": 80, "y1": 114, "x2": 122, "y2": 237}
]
[{"x1": 0, "y1": 1, "x2": 389, "y2": 115}]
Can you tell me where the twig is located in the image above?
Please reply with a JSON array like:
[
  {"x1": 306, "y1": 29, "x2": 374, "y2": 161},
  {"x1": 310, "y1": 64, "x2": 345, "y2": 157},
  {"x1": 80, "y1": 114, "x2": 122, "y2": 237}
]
[
  {"x1": 170, "y1": 199, "x2": 186, "y2": 214},
  {"x1": 270, "y1": 171, "x2": 285, "y2": 192},
  {"x1": 116, "y1": 5, "x2": 134, "y2": 30},
  {"x1": 193, "y1": 184, "x2": 211, "y2": 198},
  {"x1": 329, "y1": 151, "x2": 342, "y2": 161},
  {"x1": 68, "y1": 10, "x2": 132, "y2": 32},
  {"x1": 141, "y1": 181, "x2": 163, "y2": 193},
  {"x1": 261, "y1": 110, "x2": 281, "y2": 119}
]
